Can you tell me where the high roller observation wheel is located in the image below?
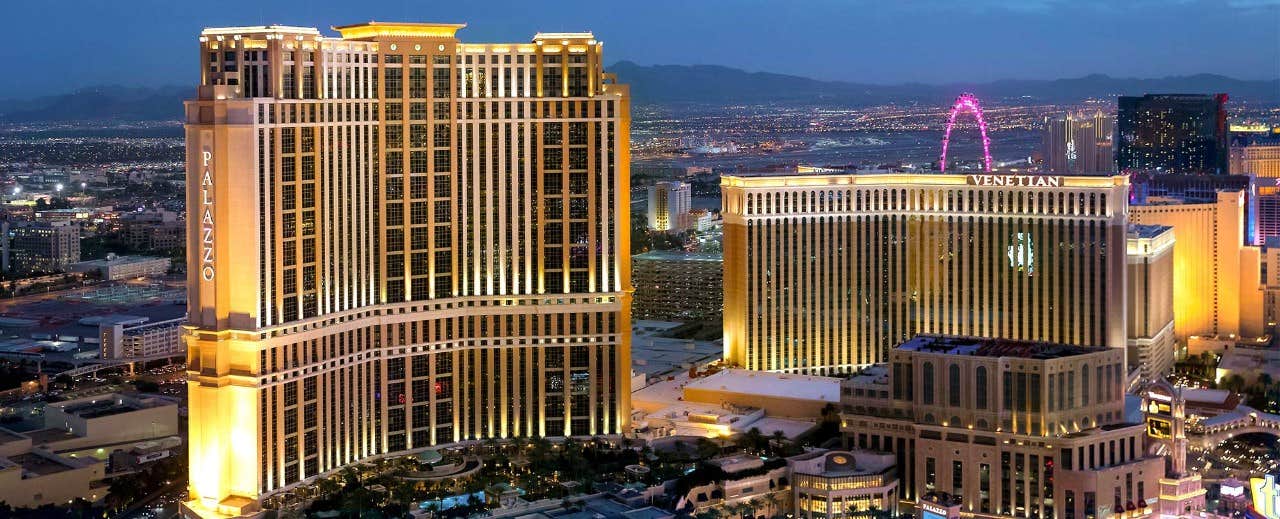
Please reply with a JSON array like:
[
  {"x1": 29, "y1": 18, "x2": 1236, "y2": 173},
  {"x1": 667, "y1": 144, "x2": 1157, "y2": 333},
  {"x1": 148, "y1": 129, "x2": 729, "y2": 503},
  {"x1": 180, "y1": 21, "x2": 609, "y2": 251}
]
[{"x1": 939, "y1": 92, "x2": 993, "y2": 172}]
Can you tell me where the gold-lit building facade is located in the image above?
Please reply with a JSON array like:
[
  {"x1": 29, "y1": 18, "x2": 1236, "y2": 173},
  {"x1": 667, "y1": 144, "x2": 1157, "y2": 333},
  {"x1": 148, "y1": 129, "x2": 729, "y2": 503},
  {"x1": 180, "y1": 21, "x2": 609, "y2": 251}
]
[
  {"x1": 721, "y1": 174, "x2": 1130, "y2": 374},
  {"x1": 1125, "y1": 225, "x2": 1175, "y2": 382},
  {"x1": 1129, "y1": 191, "x2": 1267, "y2": 344},
  {"x1": 183, "y1": 22, "x2": 631, "y2": 517},
  {"x1": 841, "y1": 335, "x2": 1165, "y2": 519}
]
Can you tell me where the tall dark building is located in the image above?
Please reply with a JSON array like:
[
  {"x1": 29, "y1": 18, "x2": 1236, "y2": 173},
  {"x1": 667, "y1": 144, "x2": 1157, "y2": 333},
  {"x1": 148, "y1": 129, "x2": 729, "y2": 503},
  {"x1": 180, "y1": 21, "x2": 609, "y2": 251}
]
[{"x1": 1117, "y1": 94, "x2": 1229, "y2": 174}]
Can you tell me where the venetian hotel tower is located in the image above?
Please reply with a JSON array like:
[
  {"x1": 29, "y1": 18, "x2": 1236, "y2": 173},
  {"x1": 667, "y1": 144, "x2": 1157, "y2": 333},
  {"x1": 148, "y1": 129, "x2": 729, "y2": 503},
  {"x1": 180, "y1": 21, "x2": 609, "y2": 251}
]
[{"x1": 183, "y1": 22, "x2": 631, "y2": 517}]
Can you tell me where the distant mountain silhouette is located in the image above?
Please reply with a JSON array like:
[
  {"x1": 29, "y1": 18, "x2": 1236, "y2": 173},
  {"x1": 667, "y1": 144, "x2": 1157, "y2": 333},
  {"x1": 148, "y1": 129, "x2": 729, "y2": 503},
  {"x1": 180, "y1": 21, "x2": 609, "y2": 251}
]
[
  {"x1": 0, "y1": 85, "x2": 188, "y2": 123},
  {"x1": 608, "y1": 61, "x2": 1280, "y2": 105},
  {"x1": 1, "y1": 67, "x2": 1276, "y2": 122}
]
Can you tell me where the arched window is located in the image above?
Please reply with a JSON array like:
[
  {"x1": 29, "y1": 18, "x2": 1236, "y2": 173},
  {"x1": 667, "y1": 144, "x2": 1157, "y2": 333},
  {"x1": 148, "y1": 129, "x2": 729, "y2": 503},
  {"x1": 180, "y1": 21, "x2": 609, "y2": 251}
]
[
  {"x1": 949, "y1": 364, "x2": 962, "y2": 406},
  {"x1": 922, "y1": 362, "x2": 935, "y2": 405},
  {"x1": 976, "y1": 366, "x2": 988, "y2": 409},
  {"x1": 1081, "y1": 365, "x2": 1090, "y2": 407}
]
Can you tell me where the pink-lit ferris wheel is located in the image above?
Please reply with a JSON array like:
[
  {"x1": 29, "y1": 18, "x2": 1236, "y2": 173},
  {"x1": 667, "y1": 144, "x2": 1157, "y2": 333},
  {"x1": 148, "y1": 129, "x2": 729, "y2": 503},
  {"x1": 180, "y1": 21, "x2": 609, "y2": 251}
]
[{"x1": 939, "y1": 93, "x2": 993, "y2": 172}]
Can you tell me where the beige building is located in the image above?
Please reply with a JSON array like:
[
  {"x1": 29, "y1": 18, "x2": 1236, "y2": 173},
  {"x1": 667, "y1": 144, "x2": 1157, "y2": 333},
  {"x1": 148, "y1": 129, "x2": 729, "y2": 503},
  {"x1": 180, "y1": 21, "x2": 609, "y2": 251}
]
[
  {"x1": 841, "y1": 335, "x2": 1165, "y2": 519},
  {"x1": 183, "y1": 22, "x2": 631, "y2": 517},
  {"x1": 99, "y1": 316, "x2": 185, "y2": 359},
  {"x1": 1230, "y1": 141, "x2": 1280, "y2": 178},
  {"x1": 790, "y1": 449, "x2": 899, "y2": 519},
  {"x1": 0, "y1": 428, "x2": 106, "y2": 509},
  {"x1": 648, "y1": 181, "x2": 692, "y2": 232},
  {"x1": 70, "y1": 255, "x2": 171, "y2": 280},
  {"x1": 36, "y1": 393, "x2": 180, "y2": 452},
  {"x1": 681, "y1": 369, "x2": 839, "y2": 419},
  {"x1": 1125, "y1": 225, "x2": 1175, "y2": 382},
  {"x1": 721, "y1": 173, "x2": 1130, "y2": 374},
  {"x1": 1129, "y1": 191, "x2": 1267, "y2": 343},
  {"x1": 5, "y1": 220, "x2": 81, "y2": 275}
]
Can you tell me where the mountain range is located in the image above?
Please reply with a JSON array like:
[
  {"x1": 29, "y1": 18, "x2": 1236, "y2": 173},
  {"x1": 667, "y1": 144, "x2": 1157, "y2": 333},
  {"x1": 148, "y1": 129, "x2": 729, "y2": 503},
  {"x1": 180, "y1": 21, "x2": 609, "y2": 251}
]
[{"x1": 1, "y1": 63, "x2": 1276, "y2": 123}]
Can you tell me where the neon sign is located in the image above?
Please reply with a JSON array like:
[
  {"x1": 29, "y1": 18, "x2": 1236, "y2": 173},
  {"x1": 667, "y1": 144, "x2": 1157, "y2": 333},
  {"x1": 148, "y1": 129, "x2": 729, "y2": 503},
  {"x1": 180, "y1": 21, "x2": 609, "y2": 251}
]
[
  {"x1": 967, "y1": 175, "x2": 1062, "y2": 187},
  {"x1": 200, "y1": 149, "x2": 215, "y2": 281}
]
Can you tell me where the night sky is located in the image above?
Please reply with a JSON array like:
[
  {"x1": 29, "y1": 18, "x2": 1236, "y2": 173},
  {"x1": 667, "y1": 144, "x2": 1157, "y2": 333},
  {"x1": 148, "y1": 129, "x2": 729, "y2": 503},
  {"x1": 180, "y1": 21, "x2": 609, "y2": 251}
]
[{"x1": 1, "y1": 0, "x2": 1277, "y2": 99}]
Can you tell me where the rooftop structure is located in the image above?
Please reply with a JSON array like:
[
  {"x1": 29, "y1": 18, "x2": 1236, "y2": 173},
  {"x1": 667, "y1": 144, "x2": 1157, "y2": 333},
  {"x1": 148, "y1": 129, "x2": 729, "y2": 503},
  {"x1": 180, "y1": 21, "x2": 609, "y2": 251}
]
[{"x1": 896, "y1": 335, "x2": 1111, "y2": 360}]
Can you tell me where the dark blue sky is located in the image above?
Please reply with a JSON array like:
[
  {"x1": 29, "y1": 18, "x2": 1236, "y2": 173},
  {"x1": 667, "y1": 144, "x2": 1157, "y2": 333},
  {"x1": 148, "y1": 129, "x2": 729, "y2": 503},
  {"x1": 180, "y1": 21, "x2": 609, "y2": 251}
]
[{"x1": 1, "y1": 0, "x2": 1277, "y2": 99}]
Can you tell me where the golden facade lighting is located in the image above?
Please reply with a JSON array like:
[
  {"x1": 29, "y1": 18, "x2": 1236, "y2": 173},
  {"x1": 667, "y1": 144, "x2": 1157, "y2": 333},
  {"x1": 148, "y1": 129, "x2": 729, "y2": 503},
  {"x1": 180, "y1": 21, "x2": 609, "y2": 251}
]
[{"x1": 183, "y1": 21, "x2": 631, "y2": 518}]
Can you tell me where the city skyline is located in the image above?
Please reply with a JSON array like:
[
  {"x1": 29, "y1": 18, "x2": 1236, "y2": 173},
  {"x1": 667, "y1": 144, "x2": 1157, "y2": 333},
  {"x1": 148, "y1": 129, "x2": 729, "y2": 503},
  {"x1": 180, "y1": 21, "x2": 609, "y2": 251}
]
[{"x1": 2, "y1": 0, "x2": 1279, "y2": 99}]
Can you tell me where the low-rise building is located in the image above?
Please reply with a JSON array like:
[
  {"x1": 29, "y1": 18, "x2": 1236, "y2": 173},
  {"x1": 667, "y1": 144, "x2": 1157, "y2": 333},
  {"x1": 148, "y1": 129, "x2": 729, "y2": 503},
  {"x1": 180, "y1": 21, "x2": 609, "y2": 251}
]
[
  {"x1": 0, "y1": 427, "x2": 106, "y2": 508},
  {"x1": 790, "y1": 449, "x2": 898, "y2": 519},
  {"x1": 70, "y1": 254, "x2": 171, "y2": 280},
  {"x1": 683, "y1": 369, "x2": 839, "y2": 419},
  {"x1": 678, "y1": 455, "x2": 791, "y2": 518},
  {"x1": 32, "y1": 393, "x2": 179, "y2": 453},
  {"x1": 99, "y1": 316, "x2": 184, "y2": 359}
]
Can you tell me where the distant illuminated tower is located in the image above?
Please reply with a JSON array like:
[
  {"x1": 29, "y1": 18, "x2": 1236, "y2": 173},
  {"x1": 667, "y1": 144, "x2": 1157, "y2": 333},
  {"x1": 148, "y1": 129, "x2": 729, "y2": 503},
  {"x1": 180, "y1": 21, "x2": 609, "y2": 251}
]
[
  {"x1": 1043, "y1": 111, "x2": 1115, "y2": 174},
  {"x1": 183, "y1": 22, "x2": 632, "y2": 518},
  {"x1": 1117, "y1": 94, "x2": 1229, "y2": 174},
  {"x1": 647, "y1": 181, "x2": 691, "y2": 232}
]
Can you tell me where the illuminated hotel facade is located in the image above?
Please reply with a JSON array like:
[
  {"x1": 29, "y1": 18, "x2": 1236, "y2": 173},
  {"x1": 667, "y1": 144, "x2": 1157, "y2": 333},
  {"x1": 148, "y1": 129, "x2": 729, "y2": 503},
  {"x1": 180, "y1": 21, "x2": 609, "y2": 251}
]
[
  {"x1": 183, "y1": 22, "x2": 631, "y2": 517},
  {"x1": 721, "y1": 173, "x2": 1129, "y2": 374},
  {"x1": 841, "y1": 335, "x2": 1165, "y2": 519}
]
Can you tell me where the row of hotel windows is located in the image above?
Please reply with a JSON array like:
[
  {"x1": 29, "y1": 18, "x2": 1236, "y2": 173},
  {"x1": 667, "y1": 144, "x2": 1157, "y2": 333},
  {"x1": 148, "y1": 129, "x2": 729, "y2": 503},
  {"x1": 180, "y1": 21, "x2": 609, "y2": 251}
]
[
  {"x1": 257, "y1": 312, "x2": 620, "y2": 374},
  {"x1": 210, "y1": 49, "x2": 590, "y2": 66},
  {"x1": 740, "y1": 188, "x2": 1113, "y2": 218},
  {"x1": 252, "y1": 99, "x2": 614, "y2": 125},
  {"x1": 901, "y1": 362, "x2": 1124, "y2": 410},
  {"x1": 259, "y1": 344, "x2": 620, "y2": 491}
]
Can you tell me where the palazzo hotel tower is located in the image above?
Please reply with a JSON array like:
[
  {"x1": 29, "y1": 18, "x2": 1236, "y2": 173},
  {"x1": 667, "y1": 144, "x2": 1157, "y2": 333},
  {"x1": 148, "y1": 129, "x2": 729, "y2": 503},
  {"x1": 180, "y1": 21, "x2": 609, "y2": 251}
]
[{"x1": 183, "y1": 22, "x2": 631, "y2": 517}]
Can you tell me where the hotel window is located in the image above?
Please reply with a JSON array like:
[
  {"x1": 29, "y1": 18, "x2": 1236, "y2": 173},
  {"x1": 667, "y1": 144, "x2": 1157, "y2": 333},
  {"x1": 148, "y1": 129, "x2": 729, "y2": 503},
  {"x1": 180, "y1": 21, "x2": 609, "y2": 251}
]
[
  {"x1": 976, "y1": 366, "x2": 988, "y2": 409},
  {"x1": 948, "y1": 364, "x2": 961, "y2": 406},
  {"x1": 922, "y1": 362, "x2": 934, "y2": 405}
]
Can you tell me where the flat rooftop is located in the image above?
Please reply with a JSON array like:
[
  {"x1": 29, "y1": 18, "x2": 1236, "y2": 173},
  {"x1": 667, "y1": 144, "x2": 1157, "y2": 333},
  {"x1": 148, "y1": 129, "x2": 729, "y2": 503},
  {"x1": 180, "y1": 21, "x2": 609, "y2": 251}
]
[
  {"x1": 897, "y1": 335, "x2": 1110, "y2": 359},
  {"x1": 8, "y1": 452, "x2": 76, "y2": 476},
  {"x1": 632, "y1": 251, "x2": 723, "y2": 262},
  {"x1": 59, "y1": 399, "x2": 143, "y2": 419},
  {"x1": 684, "y1": 369, "x2": 840, "y2": 402},
  {"x1": 1128, "y1": 224, "x2": 1172, "y2": 239},
  {"x1": 631, "y1": 335, "x2": 721, "y2": 378},
  {"x1": 24, "y1": 428, "x2": 78, "y2": 445},
  {"x1": 0, "y1": 427, "x2": 29, "y2": 447},
  {"x1": 71, "y1": 255, "x2": 167, "y2": 268}
]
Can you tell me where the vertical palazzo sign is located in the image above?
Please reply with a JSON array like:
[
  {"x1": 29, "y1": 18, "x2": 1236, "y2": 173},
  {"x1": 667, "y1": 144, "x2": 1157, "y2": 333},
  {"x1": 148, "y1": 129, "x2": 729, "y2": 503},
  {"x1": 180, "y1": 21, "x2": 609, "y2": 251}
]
[{"x1": 200, "y1": 148, "x2": 215, "y2": 281}]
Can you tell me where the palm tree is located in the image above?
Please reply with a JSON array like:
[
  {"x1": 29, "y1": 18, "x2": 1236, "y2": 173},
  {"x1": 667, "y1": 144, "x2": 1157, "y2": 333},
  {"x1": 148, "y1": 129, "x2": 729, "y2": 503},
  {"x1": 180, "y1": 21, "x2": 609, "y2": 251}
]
[
  {"x1": 763, "y1": 491, "x2": 783, "y2": 518},
  {"x1": 769, "y1": 430, "x2": 787, "y2": 454},
  {"x1": 748, "y1": 498, "x2": 765, "y2": 519}
]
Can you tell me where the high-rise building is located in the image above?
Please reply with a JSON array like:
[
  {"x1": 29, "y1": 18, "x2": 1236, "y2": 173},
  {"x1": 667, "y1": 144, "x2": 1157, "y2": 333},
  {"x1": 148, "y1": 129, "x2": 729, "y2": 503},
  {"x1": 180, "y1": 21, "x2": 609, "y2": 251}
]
[
  {"x1": 1129, "y1": 191, "x2": 1267, "y2": 344},
  {"x1": 4, "y1": 220, "x2": 81, "y2": 275},
  {"x1": 647, "y1": 180, "x2": 692, "y2": 232},
  {"x1": 840, "y1": 335, "x2": 1164, "y2": 517},
  {"x1": 721, "y1": 173, "x2": 1129, "y2": 374},
  {"x1": 1125, "y1": 225, "x2": 1175, "y2": 381},
  {"x1": 631, "y1": 250, "x2": 723, "y2": 321},
  {"x1": 183, "y1": 22, "x2": 631, "y2": 518},
  {"x1": 1129, "y1": 172, "x2": 1260, "y2": 244},
  {"x1": 1041, "y1": 111, "x2": 1114, "y2": 174},
  {"x1": 1230, "y1": 130, "x2": 1280, "y2": 179},
  {"x1": 1116, "y1": 94, "x2": 1229, "y2": 174}
]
